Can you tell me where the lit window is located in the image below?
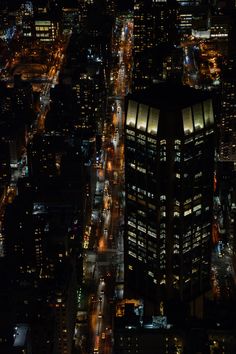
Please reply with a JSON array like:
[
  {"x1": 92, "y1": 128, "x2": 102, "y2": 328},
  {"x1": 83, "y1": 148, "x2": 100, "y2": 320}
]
[
  {"x1": 128, "y1": 236, "x2": 136, "y2": 243},
  {"x1": 128, "y1": 194, "x2": 136, "y2": 201},
  {"x1": 128, "y1": 220, "x2": 136, "y2": 228},
  {"x1": 127, "y1": 100, "x2": 138, "y2": 127},
  {"x1": 182, "y1": 106, "x2": 193, "y2": 134},
  {"x1": 148, "y1": 230, "x2": 157, "y2": 238},
  {"x1": 147, "y1": 107, "x2": 159, "y2": 134},
  {"x1": 193, "y1": 204, "x2": 201, "y2": 212},
  {"x1": 128, "y1": 251, "x2": 137, "y2": 258},
  {"x1": 184, "y1": 209, "x2": 192, "y2": 216},
  {"x1": 203, "y1": 99, "x2": 214, "y2": 126},
  {"x1": 193, "y1": 103, "x2": 204, "y2": 130},
  {"x1": 137, "y1": 166, "x2": 146, "y2": 173},
  {"x1": 137, "y1": 104, "x2": 148, "y2": 131}
]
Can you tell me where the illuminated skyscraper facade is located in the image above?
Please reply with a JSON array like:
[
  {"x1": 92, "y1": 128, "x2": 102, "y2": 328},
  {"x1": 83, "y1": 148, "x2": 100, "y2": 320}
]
[{"x1": 124, "y1": 83, "x2": 215, "y2": 311}]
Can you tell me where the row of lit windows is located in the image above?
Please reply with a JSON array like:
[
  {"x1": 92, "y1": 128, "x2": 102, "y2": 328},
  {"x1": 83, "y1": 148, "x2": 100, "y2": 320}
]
[
  {"x1": 36, "y1": 33, "x2": 50, "y2": 37},
  {"x1": 126, "y1": 129, "x2": 158, "y2": 145},
  {"x1": 35, "y1": 26, "x2": 53, "y2": 31},
  {"x1": 126, "y1": 100, "x2": 160, "y2": 134},
  {"x1": 129, "y1": 185, "x2": 155, "y2": 199},
  {"x1": 128, "y1": 223, "x2": 209, "y2": 243},
  {"x1": 185, "y1": 100, "x2": 214, "y2": 135},
  {"x1": 128, "y1": 198, "x2": 206, "y2": 217},
  {"x1": 184, "y1": 205, "x2": 203, "y2": 216}
]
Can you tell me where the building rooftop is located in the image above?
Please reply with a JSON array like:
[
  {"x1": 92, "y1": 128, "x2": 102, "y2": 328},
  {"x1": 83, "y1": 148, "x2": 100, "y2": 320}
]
[{"x1": 129, "y1": 82, "x2": 211, "y2": 110}]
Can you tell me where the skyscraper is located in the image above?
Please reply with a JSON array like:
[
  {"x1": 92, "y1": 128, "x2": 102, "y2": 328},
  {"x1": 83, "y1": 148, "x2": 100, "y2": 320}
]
[
  {"x1": 132, "y1": 0, "x2": 179, "y2": 92},
  {"x1": 133, "y1": 0, "x2": 179, "y2": 54},
  {"x1": 124, "y1": 82, "x2": 215, "y2": 315},
  {"x1": 219, "y1": 59, "x2": 236, "y2": 161}
]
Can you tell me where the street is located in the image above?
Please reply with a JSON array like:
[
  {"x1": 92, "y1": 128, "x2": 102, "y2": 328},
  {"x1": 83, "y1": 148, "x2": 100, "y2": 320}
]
[{"x1": 79, "y1": 16, "x2": 133, "y2": 354}]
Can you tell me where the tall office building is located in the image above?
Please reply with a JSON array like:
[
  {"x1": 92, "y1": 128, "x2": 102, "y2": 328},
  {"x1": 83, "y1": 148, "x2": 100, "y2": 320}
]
[
  {"x1": 124, "y1": 82, "x2": 215, "y2": 315},
  {"x1": 219, "y1": 59, "x2": 236, "y2": 161},
  {"x1": 133, "y1": 0, "x2": 179, "y2": 54},
  {"x1": 132, "y1": 0, "x2": 179, "y2": 92}
]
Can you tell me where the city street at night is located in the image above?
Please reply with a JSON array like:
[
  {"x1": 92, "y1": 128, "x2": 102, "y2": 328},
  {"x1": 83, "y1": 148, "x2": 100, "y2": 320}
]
[{"x1": 0, "y1": 2, "x2": 236, "y2": 354}]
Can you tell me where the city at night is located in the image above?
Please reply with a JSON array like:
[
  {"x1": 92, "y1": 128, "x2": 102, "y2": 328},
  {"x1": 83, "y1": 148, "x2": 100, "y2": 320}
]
[{"x1": 0, "y1": 0, "x2": 236, "y2": 353}]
